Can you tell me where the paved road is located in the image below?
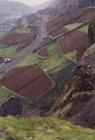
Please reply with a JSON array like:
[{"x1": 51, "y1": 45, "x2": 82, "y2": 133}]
[{"x1": 0, "y1": 21, "x2": 48, "y2": 73}]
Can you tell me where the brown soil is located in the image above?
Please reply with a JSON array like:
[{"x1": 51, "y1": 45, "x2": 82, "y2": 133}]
[
  {"x1": 47, "y1": 8, "x2": 95, "y2": 37},
  {"x1": 0, "y1": 31, "x2": 37, "y2": 49},
  {"x1": 0, "y1": 64, "x2": 55, "y2": 103},
  {"x1": 58, "y1": 31, "x2": 91, "y2": 61},
  {"x1": 37, "y1": 47, "x2": 49, "y2": 59}
]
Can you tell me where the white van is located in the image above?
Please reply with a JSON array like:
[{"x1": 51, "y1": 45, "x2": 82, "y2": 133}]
[{"x1": 4, "y1": 58, "x2": 11, "y2": 63}]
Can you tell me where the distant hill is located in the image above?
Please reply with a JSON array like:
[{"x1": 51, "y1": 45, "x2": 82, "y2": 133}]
[
  {"x1": 0, "y1": 0, "x2": 33, "y2": 19},
  {"x1": 33, "y1": 0, "x2": 52, "y2": 11},
  {"x1": 49, "y1": 0, "x2": 95, "y2": 15}
]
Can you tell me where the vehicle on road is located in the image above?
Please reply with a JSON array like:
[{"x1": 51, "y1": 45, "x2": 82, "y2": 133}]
[
  {"x1": 43, "y1": 36, "x2": 47, "y2": 40},
  {"x1": 32, "y1": 47, "x2": 38, "y2": 53},
  {"x1": 4, "y1": 58, "x2": 11, "y2": 63}
]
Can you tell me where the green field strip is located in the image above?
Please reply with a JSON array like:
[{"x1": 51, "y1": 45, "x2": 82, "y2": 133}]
[
  {"x1": 17, "y1": 27, "x2": 31, "y2": 33},
  {"x1": 0, "y1": 47, "x2": 16, "y2": 59},
  {"x1": 0, "y1": 86, "x2": 15, "y2": 105}
]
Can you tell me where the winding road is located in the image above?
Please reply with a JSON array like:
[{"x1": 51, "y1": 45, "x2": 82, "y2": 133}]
[{"x1": 0, "y1": 21, "x2": 48, "y2": 73}]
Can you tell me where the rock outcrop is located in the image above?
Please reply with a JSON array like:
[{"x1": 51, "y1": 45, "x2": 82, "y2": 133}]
[{"x1": 50, "y1": 64, "x2": 95, "y2": 128}]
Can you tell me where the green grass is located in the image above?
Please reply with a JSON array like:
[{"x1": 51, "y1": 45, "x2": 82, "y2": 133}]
[
  {"x1": 17, "y1": 28, "x2": 31, "y2": 33},
  {"x1": 0, "y1": 31, "x2": 8, "y2": 37},
  {"x1": 0, "y1": 40, "x2": 36, "y2": 60},
  {"x1": 0, "y1": 47, "x2": 16, "y2": 59},
  {"x1": 0, "y1": 43, "x2": 75, "y2": 110},
  {"x1": 0, "y1": 87, "x2": 14, "y2": 105},
  {"x1": 65, "y1": 51, "x2": 77, "y2": 61},
  {"x1": 79, "y1": 25, "x2": 88, "y2": 33},
  {"x1": 0, "y1": 86, "x2": 32, "y2": 112},
  {"x1": 17, "y1": 42, "x2": 75, "y2": 93},
  {"x1": 0, "y1": 116, "x2": 95, "y2": 140},
  {"x1": 17, "y1": 43, "x2": 70, "y2": 73},
  {"x1": 65, "y1": 23, "x2": 88, "y2": 33},
  {"x1": 16, "y1": 43, "x2": 75, "y2": 110},
  {"x1": 65, "y1": 23, "x2": 82, "y2": 30}
]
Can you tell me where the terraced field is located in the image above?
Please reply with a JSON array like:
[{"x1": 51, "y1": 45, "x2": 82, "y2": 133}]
[
  {"x1": 0, "y1": 43, "x2": 75, "y2": 110},
  {"x1": 17, "y1": 27, "x2": 31, "y2": 33},
  {"x1": 37, "y1": 47, "x2": 49, "y2": 59},
  {"x1": 17, "y1": 43, "x2": 71, "y2": 73},
  {"x1": 64, "y1": 51, "x2": 77, "y2": 62},
  {"x1": 0, "y1": 47, "x2": 16, "y2": 59},
  {"x1": 0, "y1": 31, "x2": 37, "y2": 50},
  {"x1": 0, "y1": 86, "x2": 14, "y2": 105},
  {"x1": 0, "y1": 30, "x2": 8, "y2": 37},
  {"x1": 65, "y1": 23, "x2": 82, "y2": 30},
  {"x1": 79, "y1": 24, "x2": 88, "y2": 33},
  {"x1": 0, "y1": 86, "x2": 32, "y2": 116},
  {"x1": 58, "y1": 31, "x2": 91, "y2": 61},
  {"x1": 65, "y1": 23, "x2": 88, "y2": 33},
  {"x1": 17, "y1": 43, "x2": 75, "y2": 93},
  {"x1": 47, "y1": 8, "x2": 95, "y2": 37},
  {"x1": 0, "y1": 64, "x2": 55, "y2": 103}
]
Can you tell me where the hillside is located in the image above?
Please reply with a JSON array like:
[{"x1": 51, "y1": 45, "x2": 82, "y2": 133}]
[
  {"x1": 81, "y1": 43, "x2": 95, "y2": 65},
  {"x1": 49, "y1": 0, "x2": 95, "y2": 16},
  {"x1": 47, "y1": 8, "x2": 95, "y2": 37},
  {"x1": 50, "y1": 0, "x2": 80, "y2": 14},
  {"x1": 50, "y1": 64, "x2": 95, "y2": 128},
  {"x1": 0, "y1": 0, "x2": 32, "y2": 19},
  {"x1": 0, "y1": 0, "x2": 95, "y2": 138}
]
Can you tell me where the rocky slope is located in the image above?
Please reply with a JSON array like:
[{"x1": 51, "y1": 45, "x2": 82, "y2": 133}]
[
  {"x1": 81, "y1": 43, "x2": 95, "y2": 65},
  {"x1": 50, "y1": 64, "x2": 95, "y2": 128},
  {"x1": 49, "y1": 0, "x2": 95, "y2": 15}
]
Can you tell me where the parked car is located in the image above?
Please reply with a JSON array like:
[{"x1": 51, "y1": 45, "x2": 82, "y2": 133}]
[{"x1": 4, "y1": 58, "x2": 11, "y2": 63}]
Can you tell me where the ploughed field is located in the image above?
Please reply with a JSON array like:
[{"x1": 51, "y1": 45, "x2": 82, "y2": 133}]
[
  {"x1": 47, "y1": 8, "x2": 95, "y2": 37},
  {"x1": 58, "y1": 31, "x2": 91, "y2": 61},
  {"x1": 0, "y1": 86, "x2": 31, "y2": 116},
  {"x1": 17, "y1": 42, "x2": 76, "y2": 94},
  {"x1": 17, "y1": 43, "x2": 75, "y2": 78},
  {"x1": 37, "y1": 47, "x2": 49, "y2": 59},
  {"x1": 0, "y1": 64, "x2": 55, "y2": 103},
  {"x1": 0, "y1": 42, "x2": 75, "y2": 111},
  {"x1": 0, "y1": 30, "x2": 37, "y2": 50}
]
